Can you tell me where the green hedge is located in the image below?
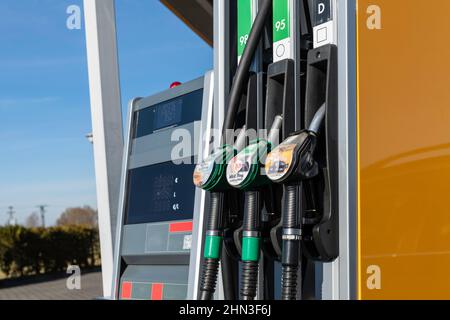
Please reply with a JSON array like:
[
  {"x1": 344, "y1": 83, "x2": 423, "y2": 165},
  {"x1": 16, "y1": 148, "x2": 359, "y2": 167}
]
[{"x1": 0, "y1": 226, "x2": 99, "y2": 278}]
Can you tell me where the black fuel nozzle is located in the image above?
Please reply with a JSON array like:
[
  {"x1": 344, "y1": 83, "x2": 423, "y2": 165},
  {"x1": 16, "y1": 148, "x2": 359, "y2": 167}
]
[
  {"x1": 265, "y1": 105, "x2": 325, "y2": 300},
  {"x1": 266, "y1": 130, "x2": 319, "y2": 185}
]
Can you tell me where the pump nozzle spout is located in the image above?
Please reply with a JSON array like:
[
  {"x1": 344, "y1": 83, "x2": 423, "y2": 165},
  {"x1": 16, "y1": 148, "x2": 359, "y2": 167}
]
[{"x1": 308, "y1": 104, "x2": 326, "y2": 134}]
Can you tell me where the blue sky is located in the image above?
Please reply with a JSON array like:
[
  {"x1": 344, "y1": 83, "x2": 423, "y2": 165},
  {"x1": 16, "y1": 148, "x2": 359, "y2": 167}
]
[{"x1": 0, "y1": 1, "x2": 213, "y2": 225}]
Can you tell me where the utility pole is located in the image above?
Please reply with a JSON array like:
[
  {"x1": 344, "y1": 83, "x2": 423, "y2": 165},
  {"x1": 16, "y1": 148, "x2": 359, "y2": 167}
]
[
  {"x1": 37, "y1": 205, "x2": 48, "y2": 228},
  {"x1": 6, "y1": 206, "x2": 17, "y2": 226}
]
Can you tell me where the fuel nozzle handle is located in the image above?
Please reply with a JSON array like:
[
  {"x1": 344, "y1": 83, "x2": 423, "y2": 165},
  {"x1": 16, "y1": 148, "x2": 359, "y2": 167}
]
[
  {"x1": 221, "y1": 115, "x2": 284, "y2": 300},
  {"x1": 264, "y1": 105, "x2": 327, "y2": 300},
  {"x1": 196, "y1": 126, "x2": 251, "y2": 300}
]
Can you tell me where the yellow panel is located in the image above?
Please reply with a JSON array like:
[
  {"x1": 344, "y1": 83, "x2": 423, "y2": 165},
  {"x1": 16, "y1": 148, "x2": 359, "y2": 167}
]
[{"x1": 357, "y1": 0, "x2": 450, "y2": 299}]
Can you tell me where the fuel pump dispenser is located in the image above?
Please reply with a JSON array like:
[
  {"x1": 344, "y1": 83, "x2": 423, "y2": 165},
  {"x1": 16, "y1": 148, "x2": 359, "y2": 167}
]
[
  {"x1": 96, "y1": 0, "x2": 450, "y2": 301},
  {"x1": 193, "y1": 0, "x2": 340, "y2": 301}
]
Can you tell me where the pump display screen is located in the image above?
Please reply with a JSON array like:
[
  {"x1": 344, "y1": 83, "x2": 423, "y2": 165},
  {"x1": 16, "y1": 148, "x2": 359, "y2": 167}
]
[
  {"x1": 125, "y1": 159, "x2": 196, "y2": 225},
  {"x1": 134, "y1": 89, "x2": 203, "y2": 138},
  {"x1": 154, "y1": 99, "x2": 182, "y2": 130}
]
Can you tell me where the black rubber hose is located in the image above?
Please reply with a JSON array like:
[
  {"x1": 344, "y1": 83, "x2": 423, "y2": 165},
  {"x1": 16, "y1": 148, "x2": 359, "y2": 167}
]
[
  {"x1": 243, "y1": 191, "x2": 260, "y2": 231},
  {"x1": 200, "y1": 258, "x2": 220, "y2": 300},
  {"x1": 241, "y1": 261, "x2": 259, "y2": 300},
  {"x1": 281, "y1": 184, "x2": 302, "y2": 300},
  {"x1": 281, "y1": 265, "x2": 298, "y2": 300},
  {"x1": 207, "y1": 192, "x2": 224, "y2": 231},
  {"x1": 240, "y1": 191, "x2": 260, "y2": 300},
  {"x1": 221, "y1": 245, "x2": 239, "y2": 300},
  {"x1": 200, "y1": 192, "x2": 224, "y2": 300},
  {"x1": 222, "y1": 0, "x2": 272, "y2": 134},
  {"x1": 283, "y1": 185, "x2": 300, "y2": 229}
]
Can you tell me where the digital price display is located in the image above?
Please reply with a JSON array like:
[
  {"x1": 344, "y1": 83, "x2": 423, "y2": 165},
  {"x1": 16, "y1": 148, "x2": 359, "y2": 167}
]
[
  {"x1": 134, "y1": 89, "x2": 203, "y2": 138},
  {"x1": 125, "y1": 159, "x2": 196, "y2": 225},
  {"x1": 153, "y1": 99, "x2": 182, "y2": 131}
]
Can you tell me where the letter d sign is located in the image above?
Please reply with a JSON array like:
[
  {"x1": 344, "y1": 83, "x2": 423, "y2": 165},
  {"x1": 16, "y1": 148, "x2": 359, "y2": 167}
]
[{"x1": 318, "y1": 3, "x2": 325, "y2": 15}]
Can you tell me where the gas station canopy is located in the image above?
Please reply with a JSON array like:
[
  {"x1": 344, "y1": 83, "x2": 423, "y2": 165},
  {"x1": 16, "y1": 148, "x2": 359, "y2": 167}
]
[{"x1": 160, "y1": 0, "x2": 214, "y2": 46}]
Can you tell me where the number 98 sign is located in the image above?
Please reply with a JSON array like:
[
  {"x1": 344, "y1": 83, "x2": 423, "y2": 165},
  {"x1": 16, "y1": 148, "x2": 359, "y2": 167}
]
[{"x1": 240, "y1": 34, "x2": 249, "y2": 47}]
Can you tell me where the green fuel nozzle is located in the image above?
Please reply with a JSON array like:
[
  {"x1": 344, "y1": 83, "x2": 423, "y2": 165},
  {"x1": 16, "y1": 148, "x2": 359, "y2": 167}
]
[
  {"x1": 194, "y1": 127, "x2": 247, "y2": 300},
  {"x1": 225, "y1": 116, "x2": 283, "y2": 300}
]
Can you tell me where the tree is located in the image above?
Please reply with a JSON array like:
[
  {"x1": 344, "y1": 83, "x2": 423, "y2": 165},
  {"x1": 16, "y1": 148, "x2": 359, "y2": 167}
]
[
  {"x1": 25, "y1": 212, "x2": 41, "y2": 228},
  {"x1": 56, "y1": 206, "x2": 98, "y2": 228}
]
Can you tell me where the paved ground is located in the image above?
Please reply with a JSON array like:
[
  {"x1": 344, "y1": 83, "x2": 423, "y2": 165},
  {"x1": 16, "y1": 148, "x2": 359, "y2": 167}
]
[{"x1": 0, "y1": 271, "x2": 103, "y2": 300}]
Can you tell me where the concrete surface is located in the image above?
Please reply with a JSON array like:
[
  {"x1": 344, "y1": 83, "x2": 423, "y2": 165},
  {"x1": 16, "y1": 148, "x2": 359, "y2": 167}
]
[{"x1": 0, "y1": 271, "x2": 103, "y2": 300}]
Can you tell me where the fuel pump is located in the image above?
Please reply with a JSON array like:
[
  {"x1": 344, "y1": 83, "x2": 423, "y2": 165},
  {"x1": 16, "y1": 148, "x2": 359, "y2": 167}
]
[{"x1": 193, "y1": 0, "x2": 273, "y2": 300}]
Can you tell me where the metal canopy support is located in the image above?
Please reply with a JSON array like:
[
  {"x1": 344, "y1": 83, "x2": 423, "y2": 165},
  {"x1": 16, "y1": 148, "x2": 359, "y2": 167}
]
[
  {"x1": 213, "y1": 0, "x2": 231, "y2": 139},
  {"x1": 83, "y1": 0, "x2": 123, "y2": 299}
]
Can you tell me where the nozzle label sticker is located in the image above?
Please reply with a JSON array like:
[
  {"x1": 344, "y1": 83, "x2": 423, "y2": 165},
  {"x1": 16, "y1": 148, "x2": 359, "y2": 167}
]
[
  {"x1": 226, "y1": 141, "x2": 268, "y2": 188},
  {"x1": 227, "y1": 154, "x2": 252, "y2": 187},
  {"x1": 266, "y1": 136, "x2": 298, "y2": 181},
  {"x1": 193, "y1": 157, "x2": 215, "y2": 187},
  {"x1": 193, "y1": 146, "x2": 233, "y2": 189}
]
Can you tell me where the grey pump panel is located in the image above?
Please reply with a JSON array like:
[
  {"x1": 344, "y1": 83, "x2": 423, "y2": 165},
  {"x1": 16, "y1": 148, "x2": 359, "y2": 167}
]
[{"x1": 112, "y1": 73, "x2": 214, "y2": 300}]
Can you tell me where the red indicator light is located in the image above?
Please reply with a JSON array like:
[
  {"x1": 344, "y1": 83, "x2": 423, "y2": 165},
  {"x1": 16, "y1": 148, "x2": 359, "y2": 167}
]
[
  {"x1": 169, "y1": 221, "x2": 193, "y2": 233},
  {"x1": 151, "y1": 283, "x2": 164, "y2": 300},
  {"x1": 170, "y1": 81, "x2": 182, "y2": 89},
  {"x1": 121, "y1": 281, "x2": 132, "y2": 299}
]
